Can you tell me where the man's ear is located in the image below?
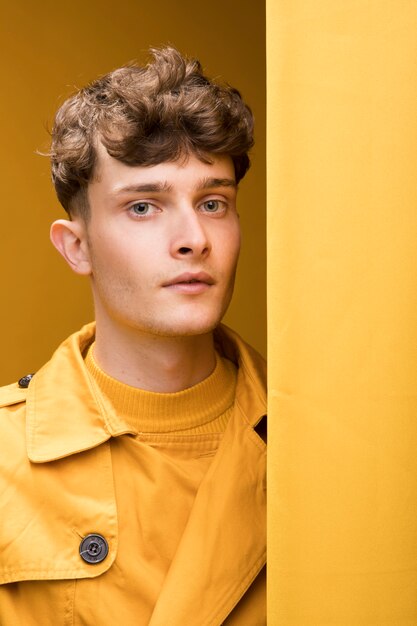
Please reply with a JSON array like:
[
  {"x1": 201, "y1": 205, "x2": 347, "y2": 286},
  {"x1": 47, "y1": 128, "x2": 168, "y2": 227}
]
[{"x1": 50, "y1": 219, "x2": 92, "y2": 275}]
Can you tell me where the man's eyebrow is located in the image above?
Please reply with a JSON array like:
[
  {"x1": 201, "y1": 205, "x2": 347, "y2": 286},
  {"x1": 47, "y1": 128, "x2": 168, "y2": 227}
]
[
  {"x1": 113, "y1": 177, "x2": 236, "y2": 195},
  {"x1": 114, "y1": 181, "x2": 173, "y2": 194},
  {"x1": 198, "y1": 177, "x2": 237, "y2": 190}
]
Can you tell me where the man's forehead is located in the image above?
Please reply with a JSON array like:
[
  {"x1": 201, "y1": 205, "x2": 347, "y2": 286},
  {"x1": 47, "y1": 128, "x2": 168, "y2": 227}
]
[{"x1": 92, "y1": 142, "x2": 237, "y2": 193}]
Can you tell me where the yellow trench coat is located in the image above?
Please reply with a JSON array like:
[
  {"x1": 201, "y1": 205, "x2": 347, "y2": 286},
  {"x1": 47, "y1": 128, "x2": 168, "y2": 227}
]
[{"x1": 0, "y1": 323, "x2": 266, "y2": 626}]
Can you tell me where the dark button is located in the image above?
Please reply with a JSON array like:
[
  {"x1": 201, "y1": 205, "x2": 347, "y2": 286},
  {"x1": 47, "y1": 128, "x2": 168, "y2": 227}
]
[
  {"x1": 79, "y1": 533, "x2": 109, "y2": 564},
  {"x1": 18, "y1": 374, "x2": 34, "y2": 388}
]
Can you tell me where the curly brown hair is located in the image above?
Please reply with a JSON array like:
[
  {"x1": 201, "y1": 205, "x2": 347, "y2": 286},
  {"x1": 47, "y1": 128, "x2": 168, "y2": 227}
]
[{"x1": 50, "y1": 46, "x2": 254, "y2": 217}]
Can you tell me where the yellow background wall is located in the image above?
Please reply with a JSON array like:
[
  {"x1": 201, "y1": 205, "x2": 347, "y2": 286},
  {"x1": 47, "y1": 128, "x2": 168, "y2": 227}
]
[
  {"x1": 268, "y1": 1, "x2": 417, "y2": 623},
  {"x1": 0, "y1": 0, "x2": 265, "y2": 384}
]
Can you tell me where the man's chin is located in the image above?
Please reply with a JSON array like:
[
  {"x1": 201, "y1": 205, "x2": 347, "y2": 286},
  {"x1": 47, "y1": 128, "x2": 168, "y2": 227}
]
[
  {"x1": 151, "y1": 320, "x2": 221, "y2": 338},
  {"x1": 137, "y1": 312, "x2": 224, "y2": 338}
]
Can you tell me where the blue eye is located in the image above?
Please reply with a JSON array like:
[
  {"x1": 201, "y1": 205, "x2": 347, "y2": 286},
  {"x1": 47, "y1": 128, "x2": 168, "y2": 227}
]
[
  {"x1": 202, "y1": 200, "x2": 222, "y2": 212},
  {"x1": 131, "y1": 202, "x2": 151, "y2": 215}
]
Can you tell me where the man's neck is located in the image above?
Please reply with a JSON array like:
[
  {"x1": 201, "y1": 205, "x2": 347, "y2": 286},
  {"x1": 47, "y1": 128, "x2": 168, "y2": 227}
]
[{"x1": 93, "y1": 319, "x2": 217, "y2": 393}]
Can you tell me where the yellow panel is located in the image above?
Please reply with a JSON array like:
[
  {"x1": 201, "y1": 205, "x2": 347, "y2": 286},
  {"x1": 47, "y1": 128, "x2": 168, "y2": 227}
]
[{"x1": 268, "y1": 1, "x2": 417, "y2": 623}]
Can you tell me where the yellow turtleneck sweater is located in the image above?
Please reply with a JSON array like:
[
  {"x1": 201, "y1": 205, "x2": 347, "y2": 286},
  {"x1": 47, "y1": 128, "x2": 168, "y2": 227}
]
[
  {"x1": 78, "y1": 342, "x2": 238, "y2": 624},
  {"x1": 85, "y1": 342, "x2": 237, "y2": 434}
]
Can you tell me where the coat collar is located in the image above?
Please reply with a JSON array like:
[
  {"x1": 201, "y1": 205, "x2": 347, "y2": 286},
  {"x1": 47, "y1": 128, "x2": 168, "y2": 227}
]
[{"x1": 26, "y1": 322, "x2": 266, "y2": 463}]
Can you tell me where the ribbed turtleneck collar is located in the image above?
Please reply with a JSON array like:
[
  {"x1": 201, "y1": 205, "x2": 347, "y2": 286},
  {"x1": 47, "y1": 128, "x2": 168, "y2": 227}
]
[{"x1": 84, "y1": 343, "x2": 237, "y2": 433}]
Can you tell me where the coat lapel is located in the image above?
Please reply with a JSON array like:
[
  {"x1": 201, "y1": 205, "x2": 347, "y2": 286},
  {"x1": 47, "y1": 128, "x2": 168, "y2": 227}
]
[{"x1": 149, "y1": 403, "x2": 266, "y2": 626}]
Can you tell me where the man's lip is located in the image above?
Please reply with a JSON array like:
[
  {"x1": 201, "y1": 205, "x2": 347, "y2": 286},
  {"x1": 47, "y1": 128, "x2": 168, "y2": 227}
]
[{"x1": 162, "y1": 272, "x2": 215, "y2": 287}]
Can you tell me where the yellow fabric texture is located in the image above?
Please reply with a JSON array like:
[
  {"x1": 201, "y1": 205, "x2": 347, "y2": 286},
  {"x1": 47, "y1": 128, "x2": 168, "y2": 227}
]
[
  {"x1": 267, "y1": 2, "x2": 417, "y2": 624},
  {"x1": 0, "y1": 323, "x2": 267, "y2": 625},
  {"x1": 84, "y1": 342, "x2": 236, "y2": 434},
  {"x1": 81, "y1": 342, "x2": 237, "y2": 621}
]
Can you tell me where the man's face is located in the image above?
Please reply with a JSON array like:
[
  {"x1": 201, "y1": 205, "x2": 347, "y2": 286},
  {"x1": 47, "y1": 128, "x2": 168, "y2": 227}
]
[{"x1": 83, "y1": 146, "x2": 241, "y2": 338}]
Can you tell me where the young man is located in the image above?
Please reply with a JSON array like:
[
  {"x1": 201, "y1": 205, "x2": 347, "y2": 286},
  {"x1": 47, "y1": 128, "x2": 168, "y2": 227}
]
[{"x1": 0, "y1": 47, "x2": 266, "y2": 625}]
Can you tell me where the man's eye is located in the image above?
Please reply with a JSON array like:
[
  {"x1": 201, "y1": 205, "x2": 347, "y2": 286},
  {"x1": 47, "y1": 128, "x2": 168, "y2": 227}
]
[
  {"x1": 201, "y1": 200, "x2": 225, "y2": 213},
  {"x1": 130, "y1": 202, "x2": 154, "y2": 216}
]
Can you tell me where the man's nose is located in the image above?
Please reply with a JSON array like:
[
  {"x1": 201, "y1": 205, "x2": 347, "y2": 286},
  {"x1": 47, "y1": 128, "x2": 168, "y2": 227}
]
[{"x1": 170, "y1": 210, "x2": 211, "y2": 259}]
